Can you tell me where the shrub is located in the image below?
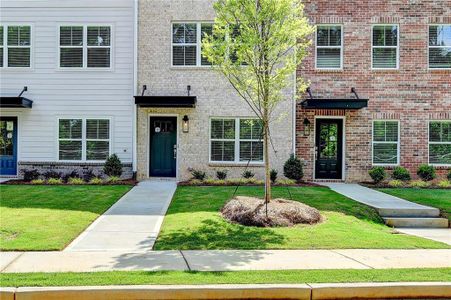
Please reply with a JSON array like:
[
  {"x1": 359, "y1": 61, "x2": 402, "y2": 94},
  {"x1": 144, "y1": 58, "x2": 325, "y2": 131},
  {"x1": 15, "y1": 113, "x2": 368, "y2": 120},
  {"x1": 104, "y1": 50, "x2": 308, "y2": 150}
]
[
  {"x1": 277, "y1": 179, "x2": 297, "y2": 185},
  {"x1": 437, "y1": 180, "x2": 451, "y2": 188},
  {"x1": 270, "y1": 169, "x2": 278, "y2": 184},
  {"x1": 106, "y1": 176, "x2": 121, "y2": 183},
  {"x1": 388, "y1": 180, "x2": 404, "y2": 187},
  {"x1": 43, "y1": 170, "x2": 62, "y2": 180},
  {"x1": 216, "y1": 170, "x2": 228, "y2": 180},
  {"x1": 62, "y1": 171, "x2": 79, "y2": 183},
  {"x1": 83, "y1": 169, "x2": 96, "y2": 182},
  {"x1": 368, "y1": 166, "x2": 386, "y2": 184},
  {"x1": 204, "y1": 178, "x2": 226, "y2": 185},
  {"x1": 409, "y1": 180, "x2": 430, "y2": 188},
  {"x1": 67, "y1": 177, "x2": 85, "y2": 185},
  {"x1": 103, "y1": 154, "x2": 123, "y2": 177},
  {"x1": 242, "y1": 170, "x2": 255, "y2": 179},
  {"x1": 31, "y1": 179, "x2": 45, "y2": 185},
  {"x1": 188, "y1": 179, "x2": 202, "y2": 185},
  {"x1": 392, "y1": 166, "x2": 411, "y2": 181},
  {"x1": 89, "y1": 177, "x2": 104, "y2": 185},
  {"x1": 23, "y1": 169, "x2": 40, "y2": 182},
  {"x1": 448, "y1": 170, "x2": 451, "y2": 181},
  {"x1": 47, "y1": 178, "x2": 63, "y2": 185},
  {"x1": 283, "y1": 154, "x2": 303, "y2": 182},
  {"x1": 191, "y1": 169, "x2": 206, "y2": 181},
  {"x1": 417, "y1": 164, "x2": 436, "y2": 181}
]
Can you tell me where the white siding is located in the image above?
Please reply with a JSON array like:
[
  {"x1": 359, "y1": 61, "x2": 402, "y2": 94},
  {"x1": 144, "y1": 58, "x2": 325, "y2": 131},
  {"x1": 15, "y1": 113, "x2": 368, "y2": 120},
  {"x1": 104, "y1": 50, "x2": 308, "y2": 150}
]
[{"x1": 0, "y1": 0, "x2": 135, "y2": 163}]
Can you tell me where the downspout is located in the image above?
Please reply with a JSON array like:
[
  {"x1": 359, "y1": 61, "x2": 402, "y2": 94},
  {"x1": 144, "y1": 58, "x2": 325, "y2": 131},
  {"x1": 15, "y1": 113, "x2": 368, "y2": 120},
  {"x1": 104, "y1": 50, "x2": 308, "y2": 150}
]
[
  {"x1": 132, "y1": 0, "x2": 138, "y2": 177},
  {"x1": 292, "y1": 70, "x2": 296, "y2": 156}
]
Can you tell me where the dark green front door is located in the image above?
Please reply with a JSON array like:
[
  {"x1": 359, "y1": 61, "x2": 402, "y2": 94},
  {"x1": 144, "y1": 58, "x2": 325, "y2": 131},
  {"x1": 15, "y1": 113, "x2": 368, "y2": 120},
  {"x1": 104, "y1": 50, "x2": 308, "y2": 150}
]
[{"x1": 149, "y1": 117, "x2": 177, "y2": 177}]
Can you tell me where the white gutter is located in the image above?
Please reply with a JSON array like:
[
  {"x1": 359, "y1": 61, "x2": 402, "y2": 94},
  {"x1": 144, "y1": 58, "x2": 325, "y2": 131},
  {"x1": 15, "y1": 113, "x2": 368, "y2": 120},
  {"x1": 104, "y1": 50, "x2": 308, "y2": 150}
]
[{"x1": 132, "y1": 0, "x2": 138, "y2": 174}]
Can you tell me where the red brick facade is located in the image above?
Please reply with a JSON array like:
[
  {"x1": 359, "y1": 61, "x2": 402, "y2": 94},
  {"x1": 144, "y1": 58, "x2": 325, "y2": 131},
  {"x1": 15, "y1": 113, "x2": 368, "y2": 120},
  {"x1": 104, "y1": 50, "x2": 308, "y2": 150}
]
[{"x1": 297, "y1": 0, "x2": 451, "y2": 182}]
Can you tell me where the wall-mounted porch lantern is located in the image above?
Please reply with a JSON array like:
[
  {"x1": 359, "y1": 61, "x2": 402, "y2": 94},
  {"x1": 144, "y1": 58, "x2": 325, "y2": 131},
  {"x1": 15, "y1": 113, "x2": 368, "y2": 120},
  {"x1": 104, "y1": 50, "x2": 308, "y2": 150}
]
[
  {"x1": 303, "y1": 118, "x2": 311, "y2": 136},
  {"x1": 182, "y1": 115, "x2": 190, "y2": 133}
]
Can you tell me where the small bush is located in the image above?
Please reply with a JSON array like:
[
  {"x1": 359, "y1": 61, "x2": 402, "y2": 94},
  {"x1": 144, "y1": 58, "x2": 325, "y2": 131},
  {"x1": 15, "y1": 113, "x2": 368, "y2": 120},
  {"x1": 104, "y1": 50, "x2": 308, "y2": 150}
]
[
  {"x1": 107, "y1": 176, "x2": 121, "y2": 183},
  {"x1": 204, "y1": 178, "x2": 226, "y2": 185},
  {"x1": 191, "y1": 169, "x2": 206, "y2": 181},
  {"x1": 67, "y1": 177, "x2": 85, "y2": 185},
  {"x1": 31, "y1": 179, "x2": 45, "y2": 185},
  {"x1": 216, "y1": 170, "x2": 228, "y2": 180},
  {"x1": 368, "y1": 166, "x2": 386, "y2": 183},
  {"x1": 62, "y1": 171, "x2": 79, "y2": 182},
  {"x1": 89, "y1": 177, "x2": 104, "y2": 185},
  {"x1": 409, "y1": 180, "x2": 430, "y2": 188},
  {"x1": 392, "y1": 166, "x2": 411, "y2": 181},
  {"x1": 23, "y1": 169, "x2": 40, "y2": 182},
  {"x1": 283, "y1": 154, "x2": 303, "y2": 182},
  {"x1": 188, "y1": 179, "x2": 202, "y2": 185},
  {"x1": 437, "y1": 180, "x2": 451, "y2": 188},
  {"x1": 417, "y1": 164, "x2": 436, "y2": 181},
  {"x1": 104, "y1": 154, "x2": 123, "y2": 177},
  {"x1": 447, "y1": 170, "x2": 451, "y2": 181},
  {"x1": 270, "y1": 169, "x2": 278, "y2": 184},
  {"x1": 388, "y1": 179, "x2": 404, "y2": 187},
  {"x1": 83, "y1": 169, "x2": 96, "y2": 182},
  {"x1": 43, "y1": 170, "x2": 62, "y2": 180},
  {"x1": 242, "y1": 170, "x2": 255, "y2": 179},
  {"x1": 277, "y1": 179, "x2": 297, "y2": 185},
  {"x1": 47, "y1": 178, "x2": 63, "y2": 185}
]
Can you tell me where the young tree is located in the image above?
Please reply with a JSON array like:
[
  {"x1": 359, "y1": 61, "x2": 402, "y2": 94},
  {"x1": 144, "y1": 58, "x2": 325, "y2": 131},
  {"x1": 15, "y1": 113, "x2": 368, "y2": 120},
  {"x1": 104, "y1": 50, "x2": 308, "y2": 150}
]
[{"x1": 203, "y1": 0, "x2": 314, "y2": 209}]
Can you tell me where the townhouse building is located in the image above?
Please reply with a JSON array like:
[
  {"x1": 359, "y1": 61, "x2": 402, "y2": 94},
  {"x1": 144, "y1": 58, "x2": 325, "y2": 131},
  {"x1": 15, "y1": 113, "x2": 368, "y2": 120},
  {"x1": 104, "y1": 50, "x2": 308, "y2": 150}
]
[
  {"x1": 0, "y1": 0, "x2": 136, "y2": 177},
  {"x1": 297, "y1": 0, "x2": 450, "y2": 181}
]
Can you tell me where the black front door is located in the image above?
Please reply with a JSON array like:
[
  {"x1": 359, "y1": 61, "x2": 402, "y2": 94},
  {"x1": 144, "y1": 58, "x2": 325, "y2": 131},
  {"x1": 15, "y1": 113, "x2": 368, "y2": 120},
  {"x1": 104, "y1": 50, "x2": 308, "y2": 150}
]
[
  {"x1": 149, "y1": 117, "x2": 177, "y2": 177},
  {"x1": 315, "y1": 119, "x2": 343, "y2": 179}
]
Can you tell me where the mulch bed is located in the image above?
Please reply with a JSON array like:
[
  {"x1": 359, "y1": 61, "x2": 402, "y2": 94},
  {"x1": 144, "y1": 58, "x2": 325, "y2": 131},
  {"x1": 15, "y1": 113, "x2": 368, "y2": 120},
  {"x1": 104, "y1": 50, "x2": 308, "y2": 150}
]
[
  {"x1": 1, "y1": 179, "x2": 137, "y2": 186},
  {"x1": 361, "y1": 182, "x2": 451, "y2": 189},
  {"x1": 178, "y1": 181, "x2": 321, "y2": 187}
]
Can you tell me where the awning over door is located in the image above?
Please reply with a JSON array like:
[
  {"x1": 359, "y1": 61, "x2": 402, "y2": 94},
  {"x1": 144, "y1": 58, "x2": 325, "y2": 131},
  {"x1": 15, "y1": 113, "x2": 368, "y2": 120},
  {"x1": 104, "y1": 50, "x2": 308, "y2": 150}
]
[
  {"x1": 300, "y1": 87, "x2": 368, "y2": 110},
  {"x1": 134, "y1": 96, "x2": 197, "y2": 108},
  {"x1": 0, "y1": 96, "x2": 33, "y2": 108}
]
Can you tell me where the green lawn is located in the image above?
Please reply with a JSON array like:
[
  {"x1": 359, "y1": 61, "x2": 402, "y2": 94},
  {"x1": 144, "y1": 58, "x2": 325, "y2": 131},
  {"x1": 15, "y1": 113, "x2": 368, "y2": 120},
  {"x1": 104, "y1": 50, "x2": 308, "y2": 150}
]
[
  {"x1": 377, "y1": 188, "x2": 451, "y2": 221},
  {"x1": 1, "y1": 268, "x2": 449, "y2": 287},
  {"x1": 154, "y1": 186, "x2": 449, "y2": 250},
  {"x1": 0, "y1": 185, "x2": 132, "y2": 251}
]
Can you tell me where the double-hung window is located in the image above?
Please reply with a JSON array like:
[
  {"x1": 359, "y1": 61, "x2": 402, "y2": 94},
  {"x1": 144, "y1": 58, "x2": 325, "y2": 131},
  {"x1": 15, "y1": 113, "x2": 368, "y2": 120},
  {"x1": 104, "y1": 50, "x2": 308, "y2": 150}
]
[
  {"x1": 372, "y1": 120, "x2": 399, "y2": 165},
  {"x1": 372, "y1": 25, "x2": 399, "y2": 69},
  {"x1": 172, "y1": 22, "x2": 213, "y2": 66},
  {"x1": 428, "y1": 25, "x2": 451, "y2": 69},
  {"x1": 0, "y1": 25, "x2": 31, "y2": 68},
  {"x1": 210, "y1": 118, "x2": 263, "y2": 163},
  {"x1": 316, "y1": 25, "x2": 342, "y2": 69},
  {"x1": 428, "y1": 121, "x2": 451, "y2": 165},
  {"x1": 59, "y1": 118, "x2": 110, "y2": 161},
  {"x1": 59, "y1": 25, "x2": 111, "y2": 68}
]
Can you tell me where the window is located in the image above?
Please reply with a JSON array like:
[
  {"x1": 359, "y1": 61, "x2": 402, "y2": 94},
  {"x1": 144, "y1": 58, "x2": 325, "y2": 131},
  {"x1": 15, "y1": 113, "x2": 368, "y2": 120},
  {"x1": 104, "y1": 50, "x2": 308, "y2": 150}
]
[
  {"x1": 316, "y1": 25, "x2": 342, "y2": 69},
  {"x1": 372, "y1": 25, "x2": 398, "y2": 69},
  {"x1": 429, "y1": 121, "x2": 451, "y2": 165},
  {"x1": 429, "y1": 25, "x2": 451, "y2": 69},
  {"x1": 372, "y1": 121, "x2": 399, "y2": 165},
  {"x1": 59, "y1": 25, "x2": 111, "y2": 68},
  {"x1": 172, "y1": 22, "x2": 213, "y2": 67},
  {"x1": 59, "y1": 118, "x2": 110, "y2": 161},
  {"x1": 210, "y1": 118, "x2": 263, "y2": 163},
  {"x1": 0, "y1": 25, "x2": 31, "y2": 68}
]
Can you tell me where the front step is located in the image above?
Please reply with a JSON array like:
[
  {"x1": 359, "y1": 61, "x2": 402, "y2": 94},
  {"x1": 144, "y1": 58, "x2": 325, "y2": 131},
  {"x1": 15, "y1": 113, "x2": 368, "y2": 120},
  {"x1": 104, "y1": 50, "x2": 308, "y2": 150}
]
[
  {"x1": 378, "y1": 207, "x2": 440, "y2": 218},
  {"x1": 383, "y1": 217, "x2": 449, "y2": 228}
]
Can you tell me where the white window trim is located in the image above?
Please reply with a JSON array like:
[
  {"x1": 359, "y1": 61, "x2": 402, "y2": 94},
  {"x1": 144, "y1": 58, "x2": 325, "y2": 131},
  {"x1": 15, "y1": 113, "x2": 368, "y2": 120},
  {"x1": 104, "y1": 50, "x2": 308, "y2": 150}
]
[
  {"x1": 57, "y1": 117, "x2": 112, "y2": 162},
  {"x1": 371, "y1": 120, "x2": 400, "y2": 166},
  {"x1": 428, "y1": 24, "x2": 451, "y2": 70},
  {"x1": 371, "y1": 24, "x2": 399, "y2": 70},
  {"x1": 171, "y1": 21, "x2": 214, "y2": 68},
  {"x1": 315, "y1": 24, "x2": 343, "y2": 70},
  {"x1": 0, "y1": 23, "x2": 33, "y2": 69},
  {"x1": 57, "y1": 24, "x2": 113, "y2": 70},
  {"x1": 427, "y1": 120, "x2": 451, "y2": 167},
  {"x1": 209, "y1": 117, "x2": 264, "y2": 164}
]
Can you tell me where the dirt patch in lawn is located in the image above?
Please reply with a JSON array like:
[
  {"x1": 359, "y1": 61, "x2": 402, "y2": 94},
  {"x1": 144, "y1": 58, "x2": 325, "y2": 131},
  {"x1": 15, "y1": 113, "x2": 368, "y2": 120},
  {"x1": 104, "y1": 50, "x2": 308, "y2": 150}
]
[{"x1": 222, "y1": 196, "x2": 322, "y2": 227}]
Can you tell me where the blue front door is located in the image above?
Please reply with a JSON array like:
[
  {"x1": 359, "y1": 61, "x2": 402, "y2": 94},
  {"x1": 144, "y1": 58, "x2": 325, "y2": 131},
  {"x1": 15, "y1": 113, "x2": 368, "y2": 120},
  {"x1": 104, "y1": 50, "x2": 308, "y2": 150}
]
[{"x1": 0, "y1": 117, "x2": 18, "y2": 176}]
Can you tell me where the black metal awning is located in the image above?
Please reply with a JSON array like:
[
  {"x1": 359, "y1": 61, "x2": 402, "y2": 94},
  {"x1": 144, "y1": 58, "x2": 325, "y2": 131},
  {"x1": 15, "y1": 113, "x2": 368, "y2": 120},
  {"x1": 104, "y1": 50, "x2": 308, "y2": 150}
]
[
  {"x1": 0, "y1": 96, "x2": 33, "y2": 108},
  {"x1": 134, "y1": 96, "x2": 197, "y2": 108},
  {"x1": 300, "y1": 87, "x2": 368, "y2": 110}
]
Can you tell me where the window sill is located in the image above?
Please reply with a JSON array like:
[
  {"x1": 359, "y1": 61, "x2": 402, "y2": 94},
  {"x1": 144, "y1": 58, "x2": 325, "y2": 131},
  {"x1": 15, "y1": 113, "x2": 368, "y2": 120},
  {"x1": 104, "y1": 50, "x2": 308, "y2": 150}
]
[
  {"x1": 170, "y1": 66, "x2": 213, "y2": 70},
  {"x1": 315, "y1": 68, "x2": 343, "y2": 73},
  {"x1": 208, "y1": 162, "x2": 265, "y2": 168}
]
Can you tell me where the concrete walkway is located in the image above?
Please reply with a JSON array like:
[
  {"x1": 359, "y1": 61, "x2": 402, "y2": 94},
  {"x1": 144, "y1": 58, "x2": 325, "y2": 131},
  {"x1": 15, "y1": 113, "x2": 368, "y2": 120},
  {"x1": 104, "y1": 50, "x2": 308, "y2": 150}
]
[
  {"x1": 1, "y1": 249, "x2": 450, "y2": 273},
  {"x1": 65, "y1": 180, "x2": 176, "y2": 252}
]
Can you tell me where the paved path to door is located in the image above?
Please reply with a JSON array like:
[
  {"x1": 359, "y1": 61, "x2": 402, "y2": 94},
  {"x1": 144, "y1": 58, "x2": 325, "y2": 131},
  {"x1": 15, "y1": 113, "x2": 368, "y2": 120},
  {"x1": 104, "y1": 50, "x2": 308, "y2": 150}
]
[
  {"x1": 1, "y1": 249, "x2": 450, "y2": 273},
  {"x1": 65, "y1": 180, "x2": 176, "y2": 252}
]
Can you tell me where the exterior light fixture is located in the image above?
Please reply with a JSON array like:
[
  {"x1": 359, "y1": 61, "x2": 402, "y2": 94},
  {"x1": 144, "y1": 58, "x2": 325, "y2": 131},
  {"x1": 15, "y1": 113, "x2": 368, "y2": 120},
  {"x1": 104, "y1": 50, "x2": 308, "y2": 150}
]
[
  {"x1": 182, "y1": 115, "x2": 189, "y2": 133},
  {"x1": 303, "y1": 118, "x2": 311, "y2": 136}
]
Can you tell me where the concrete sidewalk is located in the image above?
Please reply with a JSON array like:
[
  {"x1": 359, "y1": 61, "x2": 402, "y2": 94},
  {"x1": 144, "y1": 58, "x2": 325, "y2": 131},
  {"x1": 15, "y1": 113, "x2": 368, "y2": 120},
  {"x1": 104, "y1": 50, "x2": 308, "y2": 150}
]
[
  {"x1": 65, "y1": 180, "x2": 176, "y2": 252},
  {"x1": 1, "y1": 249, "x2": 450, "y2": 273}
]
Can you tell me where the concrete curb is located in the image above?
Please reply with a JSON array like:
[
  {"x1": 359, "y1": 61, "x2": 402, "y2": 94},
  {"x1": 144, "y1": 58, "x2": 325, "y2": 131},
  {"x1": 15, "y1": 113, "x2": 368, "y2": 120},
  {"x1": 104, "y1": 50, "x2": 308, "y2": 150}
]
[{"x1": 1, "y1": 282, "x2": 450, "y2": 300}]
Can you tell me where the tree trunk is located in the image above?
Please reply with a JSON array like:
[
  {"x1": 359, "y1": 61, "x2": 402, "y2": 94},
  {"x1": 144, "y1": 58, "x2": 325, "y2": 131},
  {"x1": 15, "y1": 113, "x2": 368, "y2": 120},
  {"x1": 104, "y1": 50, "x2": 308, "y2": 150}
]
[{"x1": 263, "y1": 115, "x2": 271, "y2": 217}]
